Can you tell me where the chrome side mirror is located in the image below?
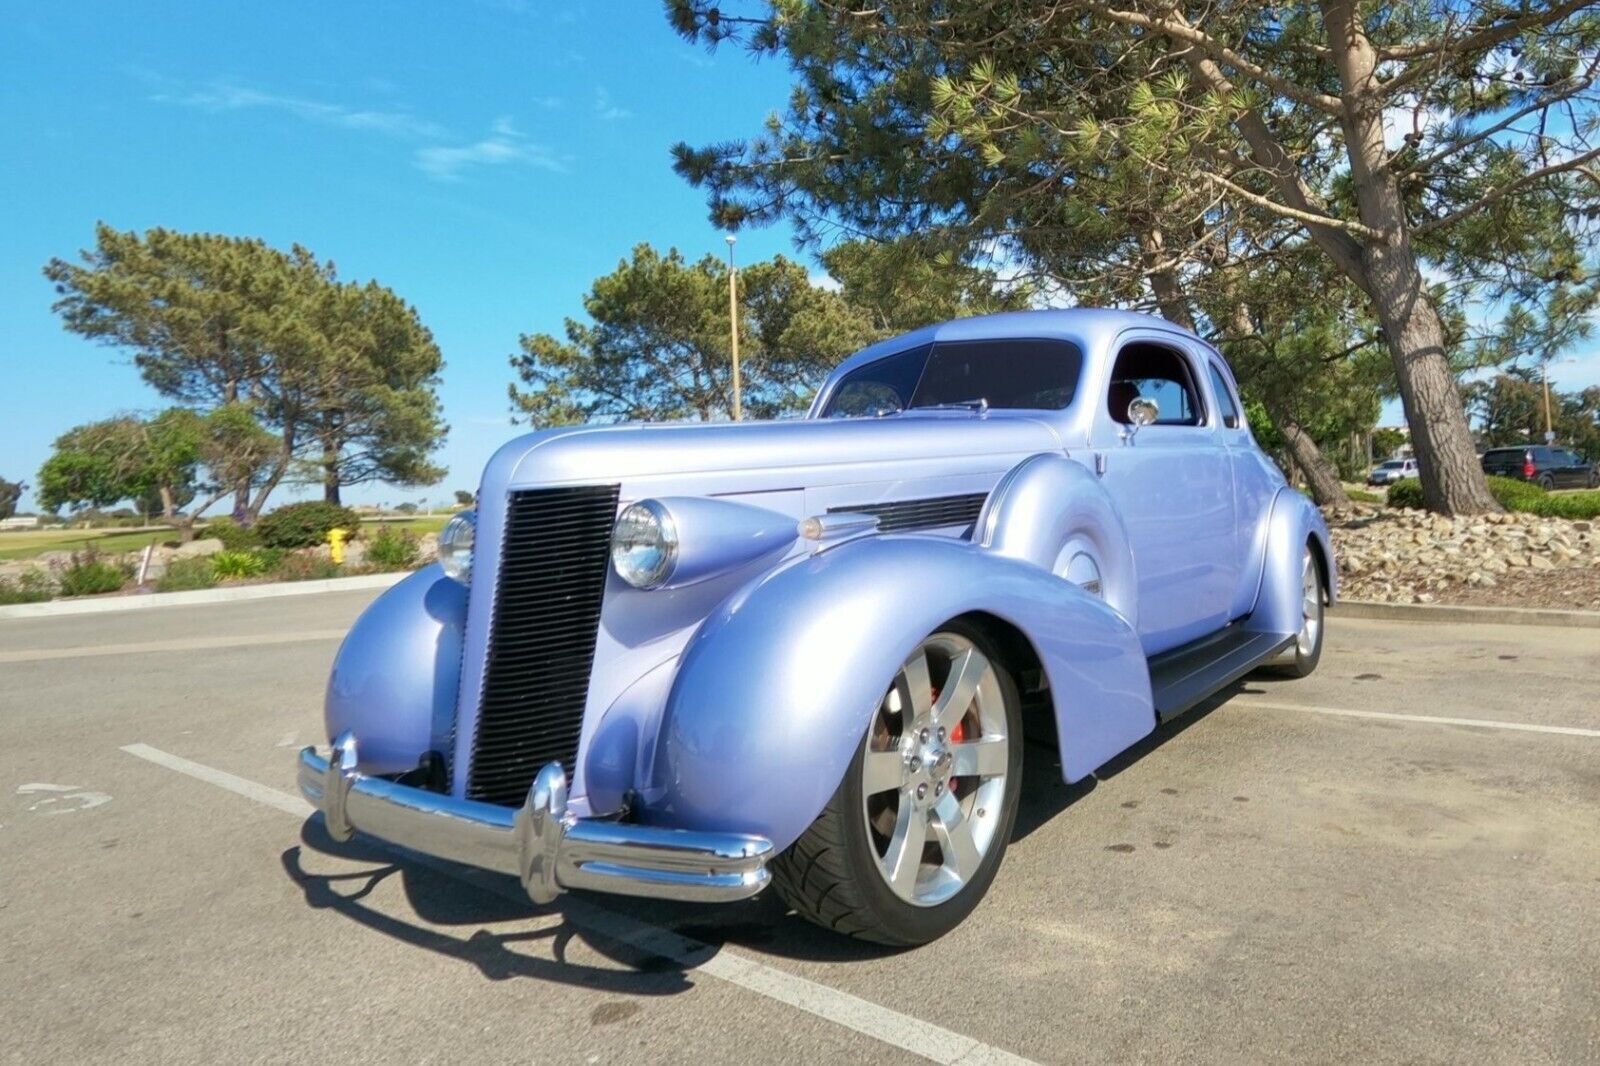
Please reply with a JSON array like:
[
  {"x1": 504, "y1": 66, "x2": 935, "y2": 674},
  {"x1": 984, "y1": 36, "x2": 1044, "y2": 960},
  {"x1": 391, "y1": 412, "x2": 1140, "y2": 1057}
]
[{"x1": 1127, "y1": 397, "x2": 1159, "y2": 427}]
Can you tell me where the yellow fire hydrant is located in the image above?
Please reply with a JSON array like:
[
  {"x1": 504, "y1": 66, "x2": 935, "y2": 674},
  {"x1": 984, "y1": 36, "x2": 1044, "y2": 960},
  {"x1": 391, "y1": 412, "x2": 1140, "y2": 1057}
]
[{"x1": 328, "y1": 527, "x2": 350, "y2": 565}]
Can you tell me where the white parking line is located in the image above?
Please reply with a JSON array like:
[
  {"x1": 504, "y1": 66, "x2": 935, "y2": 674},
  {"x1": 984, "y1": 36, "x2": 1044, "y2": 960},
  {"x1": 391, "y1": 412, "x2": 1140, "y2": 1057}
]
[
  {"x1": 3, "y1": 631, "x2": 348, "y2": 664},
  {"x1": 119, "y1": 743, "x2": 1037, "y2": 1066},
  {"x1": 121, "y1": 744, "x2": 316, "y2": 816},
  {"x1": 1235, "y1": 700, "x2": 1600, "y2": 738}
]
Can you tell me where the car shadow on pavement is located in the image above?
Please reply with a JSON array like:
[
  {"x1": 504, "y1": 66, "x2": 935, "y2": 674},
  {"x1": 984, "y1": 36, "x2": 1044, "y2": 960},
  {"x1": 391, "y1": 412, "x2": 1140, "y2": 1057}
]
[
  {"x1": 283, "y1": 680, "x2": 1262, "y2": 982},
  {"x1": 284, "y1": 820, "x2": 696, "y2": 995},
  {"x1": 1009, "y1": 683, "x2": 1242, "y2": 842}
]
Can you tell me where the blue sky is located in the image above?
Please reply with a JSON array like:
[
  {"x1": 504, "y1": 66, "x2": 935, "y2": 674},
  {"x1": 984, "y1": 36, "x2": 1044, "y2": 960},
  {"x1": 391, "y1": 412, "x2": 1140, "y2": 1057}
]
[
  {"x1": 0, "y1": 2, "x2": 802, "y2": 512},
  {"x1": 3, "y1": 5, "x2": 1597, "y2": 514}
]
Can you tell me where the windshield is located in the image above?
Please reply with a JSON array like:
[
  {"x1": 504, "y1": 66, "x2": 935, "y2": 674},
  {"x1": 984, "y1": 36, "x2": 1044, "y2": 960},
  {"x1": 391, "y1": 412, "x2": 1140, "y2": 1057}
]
[
  {"x1": 1379, "y1": 460, "x2": 1404, "y2": 469},
  {"x1": 822, "y1": 338, "x2": 1084, "y2": 418}
]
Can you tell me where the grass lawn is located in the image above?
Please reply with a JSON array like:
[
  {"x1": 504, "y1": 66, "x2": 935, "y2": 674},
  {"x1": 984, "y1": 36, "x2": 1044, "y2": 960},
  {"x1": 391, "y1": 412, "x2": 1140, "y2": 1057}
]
[
  {"x1": 361, "y1": 515, "x2": 449, "y2": 535},
  {"x1": 1, "y1": 514, "x2": 449, "y2": 562},
  {"x1": 0, "y1": 527, "x2": 176, "y2": 562}
]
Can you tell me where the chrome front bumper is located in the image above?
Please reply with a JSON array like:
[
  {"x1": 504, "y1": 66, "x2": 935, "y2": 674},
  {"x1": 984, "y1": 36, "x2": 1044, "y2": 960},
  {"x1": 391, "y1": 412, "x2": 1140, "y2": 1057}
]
[{"x1": 297, "y1": 731, "x2": 772, "y2": 905}]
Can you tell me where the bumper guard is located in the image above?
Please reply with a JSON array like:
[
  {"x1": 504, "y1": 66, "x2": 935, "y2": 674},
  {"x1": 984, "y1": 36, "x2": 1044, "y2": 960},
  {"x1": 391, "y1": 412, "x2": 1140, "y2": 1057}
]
[{"x1": 297, "y1": 731, "x2": 772, "y2": 905}]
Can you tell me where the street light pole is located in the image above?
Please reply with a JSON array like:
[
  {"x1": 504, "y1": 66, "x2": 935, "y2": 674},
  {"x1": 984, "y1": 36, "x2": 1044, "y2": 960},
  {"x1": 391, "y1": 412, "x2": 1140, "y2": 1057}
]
[
  {"x1": 1541, "y1": 359, "x2": 1554, "y2": 444},
  {"x1": 726, "y1": 234, "x2": 742, "y2": 422}
]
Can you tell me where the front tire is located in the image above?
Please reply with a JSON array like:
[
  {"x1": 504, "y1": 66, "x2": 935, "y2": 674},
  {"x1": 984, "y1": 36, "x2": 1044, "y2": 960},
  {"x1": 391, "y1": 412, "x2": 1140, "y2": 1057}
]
[{"x1": 770, "y1": 621, "x2": 1023, "y2": 946}]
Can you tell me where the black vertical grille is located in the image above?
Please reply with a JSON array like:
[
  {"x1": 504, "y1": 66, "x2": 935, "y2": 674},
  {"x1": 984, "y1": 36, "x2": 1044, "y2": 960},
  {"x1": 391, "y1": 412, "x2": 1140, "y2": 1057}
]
[{"x1": 467, "y1": 485, "x2": 619, "y2": 806}]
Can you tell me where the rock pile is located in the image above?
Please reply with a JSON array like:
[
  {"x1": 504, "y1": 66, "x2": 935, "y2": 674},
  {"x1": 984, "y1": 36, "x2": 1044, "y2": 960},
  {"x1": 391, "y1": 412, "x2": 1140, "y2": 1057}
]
[{"x1": 1326, "y1": 505, "x2": 1599, "y2": 604}]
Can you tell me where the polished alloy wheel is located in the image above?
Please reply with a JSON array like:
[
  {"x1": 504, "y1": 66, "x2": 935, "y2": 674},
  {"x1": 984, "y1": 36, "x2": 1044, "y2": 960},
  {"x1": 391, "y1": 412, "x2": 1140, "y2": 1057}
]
[
  {"x1": 860, "y1": 634, "x2": 1010, "y2": 907},
  {"x1": 1296, "y1": 548, "x2": 1323, "y2": 658}
]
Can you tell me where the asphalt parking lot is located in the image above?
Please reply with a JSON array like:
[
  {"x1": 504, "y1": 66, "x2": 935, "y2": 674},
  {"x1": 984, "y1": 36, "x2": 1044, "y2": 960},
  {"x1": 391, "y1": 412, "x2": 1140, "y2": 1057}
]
[{"x1": 3, "y1": 590, "x2": 1597, "y2": 1065}]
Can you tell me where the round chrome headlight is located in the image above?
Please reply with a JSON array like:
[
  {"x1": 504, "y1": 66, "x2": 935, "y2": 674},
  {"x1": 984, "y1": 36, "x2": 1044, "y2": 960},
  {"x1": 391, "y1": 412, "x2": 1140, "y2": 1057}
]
[
  {"x1": 439, "y1": 510, "x2": 476, "y2": 584},
  {"x1": 611, "y1": 500, "x2": 678, "y2": 589}
]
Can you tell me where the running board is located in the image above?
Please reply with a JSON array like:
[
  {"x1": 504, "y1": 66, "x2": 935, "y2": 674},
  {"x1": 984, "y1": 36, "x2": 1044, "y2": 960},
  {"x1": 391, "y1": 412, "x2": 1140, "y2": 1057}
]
[{"x1": 1148, "y1": 626, "x2": 1296, "y2": 720}]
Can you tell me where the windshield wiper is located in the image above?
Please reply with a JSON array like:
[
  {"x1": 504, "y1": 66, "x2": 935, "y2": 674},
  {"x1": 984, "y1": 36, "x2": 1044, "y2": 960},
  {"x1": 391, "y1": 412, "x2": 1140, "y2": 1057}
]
[{"x1": 913, "y1": 397, "x2": 990, "y2": 414}]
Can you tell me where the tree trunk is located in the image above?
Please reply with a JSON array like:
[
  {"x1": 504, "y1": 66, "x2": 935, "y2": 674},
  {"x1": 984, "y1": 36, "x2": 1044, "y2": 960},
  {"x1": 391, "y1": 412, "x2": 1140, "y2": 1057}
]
[
  {"x1": 1317, "y1": 0, "x2": 1499, "y2": 514},
  {"x1": 158, "y1": 485, "x2": 197, "y2": 542},
  {"x1": 1268, "y1": 404, "x2": 1351, "y2": 508},
  {"x1": 1138, "y1": 228, "x2": 1198, "y2": 333},
  {"x1": 1219, "y1": 301, "x2": 1351, "y2": 508},
  {"x1": 247, "y1": 428, "x2": 296, "y2": 521},
  {"x1": 1358, "y1": 246, "x2": 1496, "y2": 511},
  {"x1": 322, "y1": 434, "x2": 342, "y2": 505},
  {"x1": 1170, "y1": 5, "x2": 1499, "y2": 514}
]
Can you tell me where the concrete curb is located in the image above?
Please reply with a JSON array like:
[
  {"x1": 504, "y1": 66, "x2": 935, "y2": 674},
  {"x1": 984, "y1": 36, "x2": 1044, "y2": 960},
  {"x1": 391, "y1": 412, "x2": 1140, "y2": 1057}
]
[
  {"x1": 1335, "y1": 599, "x2": 1600, "y2": 629},
  {"x1": 0, "y1": 572, "x2": 407, "y2": 620}
]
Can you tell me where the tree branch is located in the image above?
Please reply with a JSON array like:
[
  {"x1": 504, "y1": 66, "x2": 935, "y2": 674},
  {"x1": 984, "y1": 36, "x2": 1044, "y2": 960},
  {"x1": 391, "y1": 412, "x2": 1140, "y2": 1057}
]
[
  {"x1": 1414, "y1": 145, "x2": 1600, "y2": 234},
  {"x1": 1377, "y1": 0, "x2": 1593, "y2": 61},
  {"x1": 1392, "y1": 66, "x2": 1598, "y2": 177},
  {"x1": 1086, "y1": 2, "x2": 1346, "y2": 115},
  {"x1": 1194, "y1": 164, "x2": 1386, "y2": 239}
]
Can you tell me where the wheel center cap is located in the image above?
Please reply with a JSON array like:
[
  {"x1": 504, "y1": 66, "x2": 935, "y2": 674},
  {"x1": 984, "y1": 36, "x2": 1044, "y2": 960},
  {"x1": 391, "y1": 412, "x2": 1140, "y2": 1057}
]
[{"x1": 904, "y1": 727, "x2": 952, "y2": 810}]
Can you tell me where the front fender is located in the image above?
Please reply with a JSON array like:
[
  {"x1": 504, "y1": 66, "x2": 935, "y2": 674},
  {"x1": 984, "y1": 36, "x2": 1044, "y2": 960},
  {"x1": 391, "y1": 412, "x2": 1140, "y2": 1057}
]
[
  {"x1": 324, "y1": 565, "x2": 466, "y2": 775},
  {"x1": 1245, "y1": 488, "x2": 1337, "y2": 635},
  {"x1": 651, "y1": 535, "x2": 1153, "y2": 852}
]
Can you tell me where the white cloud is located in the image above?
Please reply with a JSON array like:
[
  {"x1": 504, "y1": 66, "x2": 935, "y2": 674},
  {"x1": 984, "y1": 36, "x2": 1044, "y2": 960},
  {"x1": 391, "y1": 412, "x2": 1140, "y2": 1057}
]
[
  {"x1": 594, "y1": 88, "x2": 632, "y2": 121},
  {"x1": 155, "y1": 82, "x2": 444, "y2": 139},
  {"x1": 809, "y1": 271, "x2": 843, "y2": 293},
  {"x1": 414, "y1": 117, "x2": 565, "y2": 180}
]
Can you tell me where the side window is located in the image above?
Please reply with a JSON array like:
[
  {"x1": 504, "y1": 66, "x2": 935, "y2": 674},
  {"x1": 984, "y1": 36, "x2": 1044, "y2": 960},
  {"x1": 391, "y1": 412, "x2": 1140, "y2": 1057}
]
[
  {"x1": 1108, "y1": 342, "x2": 1205, "y2": 426},
  {"x1": 1207, "y1": 362, "x2": 1242, "y2": 429}
]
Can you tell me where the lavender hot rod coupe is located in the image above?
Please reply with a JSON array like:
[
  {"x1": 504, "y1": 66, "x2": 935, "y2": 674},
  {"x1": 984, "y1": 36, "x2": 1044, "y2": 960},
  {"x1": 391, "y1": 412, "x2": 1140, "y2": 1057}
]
[{"x1": 299, "y1": 308, "x2": 1334, "y2": 945}]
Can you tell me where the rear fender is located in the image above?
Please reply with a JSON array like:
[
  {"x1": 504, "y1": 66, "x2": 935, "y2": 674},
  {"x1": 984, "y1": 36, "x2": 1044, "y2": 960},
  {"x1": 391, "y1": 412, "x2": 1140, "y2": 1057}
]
[
  {"x1": 1245, "y1": 488, "x2": 1336, "y2": 635},
  {"x1": 651, "y1": 535, "x2": 1153, "y2": 852},
  {"x1": 975, "y1": 453, "x2": 1138, "y2": 629}
]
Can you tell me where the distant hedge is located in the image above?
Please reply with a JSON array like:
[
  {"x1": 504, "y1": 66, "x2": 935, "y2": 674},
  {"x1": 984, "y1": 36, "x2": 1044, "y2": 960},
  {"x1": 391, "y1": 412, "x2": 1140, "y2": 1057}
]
[
  {"x1": 1388, "y1": 475, "x2": 1600, "y2": 519},
  {"x1": 255, "y1": 502, "x2": 362, "y2": 549}
]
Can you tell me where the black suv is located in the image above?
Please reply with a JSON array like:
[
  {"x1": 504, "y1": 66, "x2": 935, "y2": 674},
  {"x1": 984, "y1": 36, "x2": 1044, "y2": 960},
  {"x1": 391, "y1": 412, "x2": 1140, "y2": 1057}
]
[{"x1": 1481, "y1": 445, "x2": 1598, "y2": 490}]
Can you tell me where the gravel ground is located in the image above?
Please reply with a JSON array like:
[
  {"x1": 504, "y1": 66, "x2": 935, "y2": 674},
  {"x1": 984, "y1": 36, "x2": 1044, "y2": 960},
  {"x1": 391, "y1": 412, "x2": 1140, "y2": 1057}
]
[
  {"x1": 1432, "y1": 563, "x2": 1600, "y2": 611},
  {"x1": 1326, "y1": 505, "x2": 1599, "y2": 609}
]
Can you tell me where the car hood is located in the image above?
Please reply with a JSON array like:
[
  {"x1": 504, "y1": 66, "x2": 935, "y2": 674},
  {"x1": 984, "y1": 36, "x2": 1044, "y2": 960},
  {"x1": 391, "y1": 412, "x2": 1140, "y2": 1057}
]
[{"x1": 483, "y1": 412, "x2": 1066, "y2": 492}]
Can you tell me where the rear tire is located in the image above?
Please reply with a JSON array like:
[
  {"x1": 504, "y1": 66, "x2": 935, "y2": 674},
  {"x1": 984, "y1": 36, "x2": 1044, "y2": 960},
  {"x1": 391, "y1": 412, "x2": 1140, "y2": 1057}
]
[
  {"x1": 1538, "y1": 473, "x2": 1555, "y2": 491},
  {"x1": 770, "y1": 620, "x2": 1023, "y2": 946}
]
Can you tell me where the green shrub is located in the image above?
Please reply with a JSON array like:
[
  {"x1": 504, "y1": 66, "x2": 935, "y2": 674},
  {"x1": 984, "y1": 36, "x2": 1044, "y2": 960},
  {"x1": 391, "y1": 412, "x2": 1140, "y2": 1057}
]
[
  {"x1": 364, "y1": 526, "x2": 420, "y2": 571},
  {"x1": 1522, "y1": 489, "x2": 1600, "y2": 520},
  {"x1": 1387, "y1": 474, "x2": 1600, "y2": 519},
  {"x1": 0, "y1": 569, "x2": 53, "y2": 605},
  {"x1": 1386, "y1": 478, "x2": 1425, "y2": 509},
  {"x1": 270, "y1": 551, "x2": 342, "y2": 582},
  {"x1": 204, "y1": 517, "x2": 261, "y2": 550},
  {"x1": 57, "y1": 551, "x2": 130, "y2": 597},
  {"x1": 255, "y1": 502, "x2": 362, "y2": 550},
  {"x1": 211, "y1": 550, "x2": 269, "y2": 580},
  {"x1": 1485, "y1": 475, "x2": 1544, "y2": 511},
  {"x1": 156, "y1": 556, "x2": 217, "y2": 592}
]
